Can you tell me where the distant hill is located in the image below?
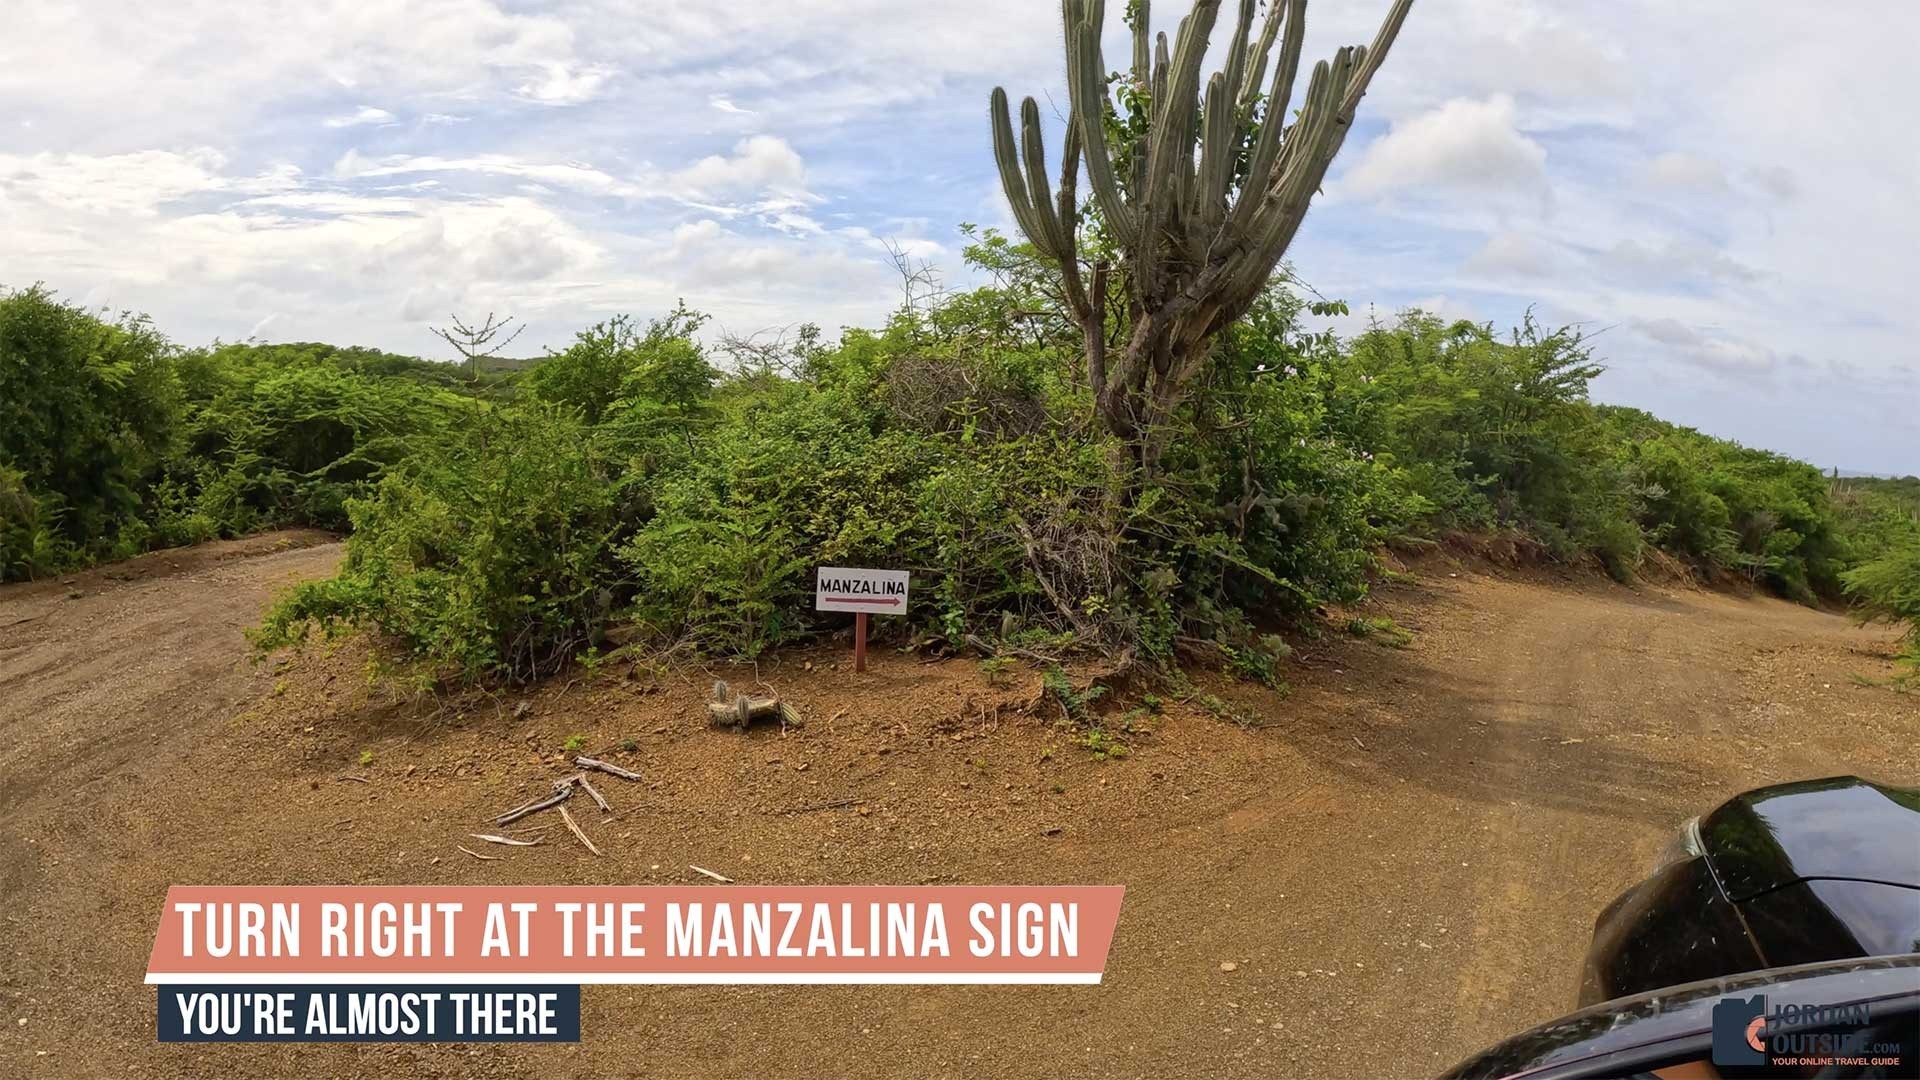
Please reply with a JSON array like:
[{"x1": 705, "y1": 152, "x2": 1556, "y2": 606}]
[{"x1": 474, "y1": 354, "x2": 542, "y2": 374}]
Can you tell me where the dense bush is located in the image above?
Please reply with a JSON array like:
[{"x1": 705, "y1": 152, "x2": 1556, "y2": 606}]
[
  {"x1": 0, "y1": 285, "x2": 178, "y2": 576},
  {"x1": 253, "y1": 404, "x2": 626, "y2": 684},
  {"x1": 0, "y1": 285, "x2": 475, "y2": 581},
  {"x1": 8, "y1": 267, "x2": 1905, "y2": 689},
  {"x1": 1844, "y1": 543, "x2": 1920, "y2": 676}
]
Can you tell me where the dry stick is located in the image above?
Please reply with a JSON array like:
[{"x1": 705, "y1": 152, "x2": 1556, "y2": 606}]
[
  {"x1": 577, "y1": 775, "x2": 612, "y2": 814},
  {"x1": 496, "y1": 783, "x2": 573, "y2": 826},
  {"x1": 574, "y1": 756, "x2": 642, "y2": 782},
  {"x1": 456, "y1": 845, "x2": 502, "y2": 862},
  {"x1": 557, "y1": 803, "x2": 602, "y2": 857},
  {"x1": 689, "y1": 865, "x2": 733, "y2": 884},
  {"x1": 468, "y1": 833, "x2": 541, "y2": 847},
  {"x1": 337, "y1": 776, "x2": 371, "y2": 785}
]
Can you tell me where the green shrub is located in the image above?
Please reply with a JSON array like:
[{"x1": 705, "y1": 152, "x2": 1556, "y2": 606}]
[
  {"x1": 1843, "y1": 542, "x2": 1920, "y2": 675},
  {"x1": 0, "y1": 285, "x2": 179, "y2": 577},
  {"x1": 254, "y1": 403, "x2": 627, "y2": 684}
]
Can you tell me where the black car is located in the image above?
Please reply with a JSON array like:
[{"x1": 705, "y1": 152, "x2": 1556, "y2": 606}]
[
  {"x1": 1581, "y1": 776, "x2": 1920, "y2": 1005},
  {"x1": 1440, "y1": 955, "x2": 1920, "y2": 1080},
  {"x1": 1443, "y1": 777, "x2": 1920, "y2": 1079}
]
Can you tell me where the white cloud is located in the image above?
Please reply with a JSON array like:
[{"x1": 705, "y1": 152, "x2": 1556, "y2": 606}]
[
  {"x1": 0, "y1": 149, "x2": 296, "y2": 215},
  {"x1": 1640, "y1": 151, "x2": 1727, "y2": 193},
  {"x1": 1463, "y1": 231, "x2": 1560, "y2": 279},
  {"x1": 515, "y1": 62, "x2": 613, "y2": 106},
  {"x1": 1630, "y1": 317, "x2": 1776, "y2": 375},
  {"x1": 323, "y1": 106, "x2": 397, "y2": 129},
  {"x1": 1340, "y1": 95, "x2": 1548, "y2": 197},
  {"x1": 1601, "y1": 237, "x2": 1762, "y2": 287},
  {"x1": 670, "y1": 136, "x2": 808, "y2": 198}
]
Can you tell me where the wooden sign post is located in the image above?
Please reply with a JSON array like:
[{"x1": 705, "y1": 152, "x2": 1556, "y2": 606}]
[{"x1": 816, "y1": 567, "x2": 910, "y2": 674}]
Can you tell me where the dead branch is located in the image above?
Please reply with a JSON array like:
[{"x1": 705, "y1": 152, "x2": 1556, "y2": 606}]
[
  {"x1": 496, "y1": 782, "x2": 573, "y2": 826},
  {"x1": 574, "y1": 756, "x2": 642, "y2": 782},
  {"x1": 577, "y1": 775, "x2": 612, "y2": 813},
  {"x1": 456, "y1": 845, "x2": 502, "y2": 862},
  {"x1": 557, "y1": 803, "x2": 601, "y2": 856}
]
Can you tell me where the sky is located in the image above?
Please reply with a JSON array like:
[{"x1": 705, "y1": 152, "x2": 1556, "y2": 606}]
[{"x1": 2, "y1": 1, "x2": 1915, "y2": 475}]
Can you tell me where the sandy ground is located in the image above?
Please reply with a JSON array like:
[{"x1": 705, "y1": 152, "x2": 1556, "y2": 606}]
[{"x1": 0, "y1": 534, "x2": 1914, "y2": 1079}]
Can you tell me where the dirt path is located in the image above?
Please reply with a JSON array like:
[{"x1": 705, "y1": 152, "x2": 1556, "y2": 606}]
[{"x1": 0, "y1": 540, "x2": 1913, "y2": 1079}]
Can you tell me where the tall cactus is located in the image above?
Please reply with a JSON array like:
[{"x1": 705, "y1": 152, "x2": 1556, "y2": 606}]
[{"x1": 991, "y1": 0, "x2": 1413, "y2": 461}]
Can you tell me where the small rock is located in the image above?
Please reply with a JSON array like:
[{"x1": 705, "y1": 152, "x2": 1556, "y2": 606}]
[
  {"x1": 1218, "y1": 961, "x2": 1238, "y2": 973},
  {"x1": 513, "y1": 700, "x2": 532, "y2": 720}
]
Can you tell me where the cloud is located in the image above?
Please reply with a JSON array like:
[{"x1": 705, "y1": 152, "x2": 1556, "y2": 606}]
[
  {"x1": 1463, "y1": 231, "x2": 1560, "y2": 279},
  {"x1": 1640, "y1": 151, "x2": 1726, "y2": 192},
  {"x1": 0, "y1": 149, "x2": 295, "y2": 215},
  {"x1": 1601, "y1": 237, "x2": 1763, "y2": 287},
  {"x1": 1630, "y1": 317, "x2": 1776, "y2": 375},
  {"x1": 670, "y1": 136, "x2": 808, "y2": 198},
  {"x1": 1340, "y1": 95, "x2": 1548, "y2": 197},
  {"x1": 323, "y1": 106, "x2": 397, "y2": 129},
  {"x1": 515, "y1": 62, "x2": 613, "y2": 106}
]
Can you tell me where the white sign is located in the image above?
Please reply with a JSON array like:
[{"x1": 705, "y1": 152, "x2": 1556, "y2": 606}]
[{"x1": 816, "y1": 567, "x2": 910, "y2": 615}]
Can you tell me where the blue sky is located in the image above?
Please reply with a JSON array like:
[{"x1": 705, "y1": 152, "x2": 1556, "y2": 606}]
[{"x1": 2, "y1": 0, "x2": 1915, "y2": 473}]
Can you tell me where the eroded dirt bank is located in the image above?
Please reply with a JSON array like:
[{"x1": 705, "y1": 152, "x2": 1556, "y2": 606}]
[{"x1": 1, "y1": 536, "x2": 1913, "y2": 1078}]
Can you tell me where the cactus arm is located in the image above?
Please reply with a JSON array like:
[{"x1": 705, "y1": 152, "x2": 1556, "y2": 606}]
[
  {"x1": 1227, "y1": 0, "x2": 1307, "y2": 231},
  {"x1": 1343, "y1": 0, "x2": 1412, "y2": 113},
  {"x1": 1142, "y1": 1, "x2": 1220, "y2": 211},
  {"x1": 1238, "y1": 0, "x2": 1286, "y2": 111},
  {"x1": 1019, "y1": 96, "x2": 1074, "y2": 261},
  {"x1": 1131, "y1": 0, "x2": 1153, "y2": 89},
  {"x1": 990, "y1": 86, "x2": 1050, "y2": 251},
  {"x1": 1068, "y1": 18, "x2": 1140, "y2": 249},
  {"x1": 1232, "y1": 48, "x2": 1355, "y2": 302},
  {"x1": 1194, "y1": 70, "x2": 1235, "y2": 227},
  {"x1": 1220, "y1": 0, "x2": 1256, "y2": 123}
]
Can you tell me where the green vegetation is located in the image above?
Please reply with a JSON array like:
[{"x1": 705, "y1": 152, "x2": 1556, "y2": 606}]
[
  {"x1": 1832, "y1": 476, "x2": 1920, "y2": 677},
  {"x1": 2, "y1": 284, "x2": 475, "y2": 579},
  {"x1": 6, "y1": 257, "x2": 1914, "y2": 691}
]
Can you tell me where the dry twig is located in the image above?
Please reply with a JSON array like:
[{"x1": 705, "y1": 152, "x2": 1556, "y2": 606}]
[
  {"x1": 557, "y1": 803, "x2": 602, "y2": 856},
  {"x1": 574, "y1": 756, "x2": 642, "y2": 782},
  {"x1": 577, "y1": 775, "x2": 612, "y2": 813},
  {"x1": 496, "y1": 783, "x2": 573, "y2": 826}
]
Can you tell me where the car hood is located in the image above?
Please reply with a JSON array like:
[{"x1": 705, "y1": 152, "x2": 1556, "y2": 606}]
[{"x1": 1699, "y1": 775, "x2": 1920, "y2": 902}]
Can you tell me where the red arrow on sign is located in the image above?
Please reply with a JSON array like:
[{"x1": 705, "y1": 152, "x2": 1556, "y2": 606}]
[{"x1": 824, "y1": 596, "x2": 902, "y2": 606}]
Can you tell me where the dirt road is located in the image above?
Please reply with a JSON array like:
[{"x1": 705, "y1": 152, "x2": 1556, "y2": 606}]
[{"x1": 1, "y1": 537, "x2": 1913, "y2": 1078}]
